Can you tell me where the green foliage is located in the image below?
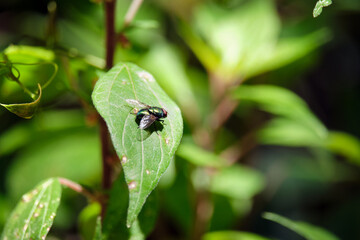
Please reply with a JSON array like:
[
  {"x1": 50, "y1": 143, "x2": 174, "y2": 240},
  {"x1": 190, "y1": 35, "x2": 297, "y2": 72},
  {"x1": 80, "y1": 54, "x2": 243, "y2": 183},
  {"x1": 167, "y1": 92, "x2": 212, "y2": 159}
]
[
  {"x1": 181, "y1": 0, "x2": 330, "y2": 81},
  {"x1": 92, "y1": 62, "x2": 183, "y2": 227},
  {"x1": 93, "y1": 217, "x2": 102, "y2": 240},
  {"x1": 0, "y1": 0, "x2": 358, "y2": 239},
  {"x1": 1, "y1": 178, "x2": 62, "y2": 240},
  {"x1": 202, "y1": 231, "x2": 271, "y2": 240},
  {"x1": 263, "y1": 212, "x2": 339, "y2": 240},
  {"x1": 313, "y1": 0, "x2": 333, "y2": 18},
  {"x1": 0, "y1": 45, "x2": 58, "y2": 119},
  {"x1": 78, "y1": 203, "x2": 101, "y2": 240},
  {"x1": 209, "y1": 166, "x2": 264, "y2": 200},
  {"x1": 325, "y1": 131, "x2": 360, "y2": 166},
  {"x1": 102, "y1": 174, "x2": 158, "y2": 240},
  {"x1": 233, "y1": 84, "x2": 327, "y2": 145},
  {"x1": 6, "y1": 123, "x2": 100, "y2": 200},
  {"x1": 0, "y1": 84, "x2": 42, "y2": 119},
  {"x1": 177, "y1": 143, "x2": 226, "y2": 168},
  {"x1": 139, "y1": 43, "x2": 201, "y2": 124}
]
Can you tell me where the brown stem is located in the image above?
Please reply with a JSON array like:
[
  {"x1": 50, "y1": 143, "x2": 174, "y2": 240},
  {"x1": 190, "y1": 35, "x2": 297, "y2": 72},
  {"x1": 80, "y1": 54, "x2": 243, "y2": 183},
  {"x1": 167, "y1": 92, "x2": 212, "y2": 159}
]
[
  {"x1": 192, "y1": 191, "x2": 213, "y2": 240},
  {"x1": 105, "y1": 0, "x2": 116, "y2": 70},
  {"x1": 211, "y1": 96, "x2": 239, "y2": 131},
  {"x1": 100, "y1": 0, "x2": 117, "y2": 220}
]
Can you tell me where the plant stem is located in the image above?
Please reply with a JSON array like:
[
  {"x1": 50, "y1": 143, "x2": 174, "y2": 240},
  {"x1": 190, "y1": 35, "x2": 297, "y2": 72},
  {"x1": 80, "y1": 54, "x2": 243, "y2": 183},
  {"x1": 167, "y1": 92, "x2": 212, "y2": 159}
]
[
  {"x1": 100, "y1": 0, "x2": 117, "y2": 219},
  {"x1": 58, "y1": 178, "x2": 98, "y2": 202},
  {"x1": 124, "y1": 0, "x2": 143, "y2": 27},
  {"x1": 105, "y1": 0, "x2": 116, "y2": 70}
]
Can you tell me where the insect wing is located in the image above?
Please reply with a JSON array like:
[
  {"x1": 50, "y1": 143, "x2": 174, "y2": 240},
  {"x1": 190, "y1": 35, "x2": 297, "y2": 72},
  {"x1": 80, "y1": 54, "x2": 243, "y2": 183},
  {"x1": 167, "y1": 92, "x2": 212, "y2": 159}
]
[
  {"x1": 125, "y1": 99, "x2": 150, "y2": 109},
  {"x1": 139, "y1": 114, "x2": 157, "y2": 129}
]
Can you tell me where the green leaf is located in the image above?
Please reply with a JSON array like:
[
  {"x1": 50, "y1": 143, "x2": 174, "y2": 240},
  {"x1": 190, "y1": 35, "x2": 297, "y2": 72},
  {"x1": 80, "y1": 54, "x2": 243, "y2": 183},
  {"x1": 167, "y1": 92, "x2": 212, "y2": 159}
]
[
  {"x1": 178, "y1": 22, "x2": 220, "y2": 74},
  {"x1": 102, "y1": 174, "x2": 158, "y2": 240},
  {"x1": 92, "y1": 62, "x2": 183, "y2": 227},
  {"x1": 177, "y1": 143, "x2": 226, "y2": 168},
  {"x1": 232, "y1": 85, "x2": 328, "y2": 141},
  {"x1": 188, "y1": 0, "x2": 280, "y2": 80},
  {"x1": 245, "y1": 29, "x2": 331, "y2": 79},
  {"x1": 1, "y1": 178, "x2": 62, "y2": 240},
  {"x1": 4, "y1": 45, "x2": 55, "y2": 63},
  {"x1": 263, "y1": 212, "x2": 339, "y2": 240},
  {"x1": 202, "y1": 231, "x2": 271, "y2": 240},
  {"x1": 210, "y1": 165, "x2": 264, "y2": 200},
  {"x1": 0, "y1": 83, "x2": 42, "y2": 119},
  {"x1": 93, "y1": 217, "x2": 103, "y2": 240},
  {"x1": 325, "y1": 131, "x2": 360, "y2": 165},
  {"x1": 1, "y1": 45, "x2": 58, "y2": 106},
  {"x1": 162, "y1": 166, "x2": 194, "y2": 234},
  {"x1": 139, "y1": 43, "x2": 200, "y2": 124},
  {"x1": 322, "y1": 0, "x2": 333, "y2": 7},
  {"x1": 259, "y1": 118, "x2": 325, "y2": 147},
  {"x1": 313, "y1": 0, "x2": 332, "y2": 18},
  {"x1": 78, "y1": 203, "x2": 101, "y2": 240},
  {"x1": 313, "y1": 1, "x2": 324, "y2": 18}
]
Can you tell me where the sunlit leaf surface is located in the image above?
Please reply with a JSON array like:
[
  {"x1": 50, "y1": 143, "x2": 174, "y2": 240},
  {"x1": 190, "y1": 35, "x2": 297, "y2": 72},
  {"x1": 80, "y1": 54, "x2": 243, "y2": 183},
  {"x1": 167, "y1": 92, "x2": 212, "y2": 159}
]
[
  {"x1": 313, "y1": 0, "x2": 332, "y2": 17},
  {"x1": 263, "y1": 212, "x2": 339, "y2": 240},
  {"x1": 92, "y1": 62, "x2": 183, "y2": 227},
  {"x1": 1, "y1": 178, "x2": 62, "y2": 240}
]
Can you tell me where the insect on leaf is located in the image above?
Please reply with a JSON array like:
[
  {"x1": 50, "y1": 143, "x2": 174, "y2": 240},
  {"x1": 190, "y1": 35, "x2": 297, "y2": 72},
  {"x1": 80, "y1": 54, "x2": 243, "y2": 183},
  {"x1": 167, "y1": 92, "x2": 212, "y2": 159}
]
[{"x1": 92, "y1": 62, "x2": 183, "y2": 227}]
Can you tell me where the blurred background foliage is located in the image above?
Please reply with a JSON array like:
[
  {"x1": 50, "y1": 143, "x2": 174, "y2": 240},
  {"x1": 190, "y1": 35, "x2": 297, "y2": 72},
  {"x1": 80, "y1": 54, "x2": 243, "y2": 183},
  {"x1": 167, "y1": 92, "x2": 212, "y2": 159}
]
[{"x1": 0, "y1": 0, "x2": 360, "y2": 239}]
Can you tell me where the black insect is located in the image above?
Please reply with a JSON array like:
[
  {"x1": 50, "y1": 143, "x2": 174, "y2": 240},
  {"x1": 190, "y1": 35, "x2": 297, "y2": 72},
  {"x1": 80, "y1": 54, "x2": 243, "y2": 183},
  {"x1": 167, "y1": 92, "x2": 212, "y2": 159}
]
[{"x1": 126, "y1": 99, "x2": 168, "y2": 130}]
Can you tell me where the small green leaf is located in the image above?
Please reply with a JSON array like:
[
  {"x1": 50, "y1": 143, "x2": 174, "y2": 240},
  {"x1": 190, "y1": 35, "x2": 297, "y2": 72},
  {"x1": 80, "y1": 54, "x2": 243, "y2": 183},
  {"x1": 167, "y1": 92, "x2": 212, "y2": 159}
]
[
  {"x1": 232, "y1": 85, "x2": 328, "y2": 141},
  {"x1": 4, "y1": 45, "x2": 55, "y2": 62},
  {"x1": 259, "y1": 118, "x2": 325, "y2": 147},
  {"x1": 313, "y1": 0, "x2": 332, "y2": 18},
  {"x1": 313, "y1": 2, "x2": 324, "y2": 17},
  {"x1": 177, "y1": 143, "x2": 226, "y2": 168},
  {"x1": 263, "y1": 212, "x2": 340, "y2": 240},
  {"x1": 186, "y1": 0, "x2": 280, "y2": 80},
  {"x1": 92, "y1": 62, "x2": 183, "y2": 227},
  {"x1": 245, "y1": 29, "x2": 331, "y2": 78},
  {"x1": 93, "y1": 217, "x2": 103, "y2": 240},
  {"x1": 202, "y1": 231, "x2": 271, "y2": 240},
  {"x1": 78, "y1": 203, "x2": 101, "y2": 240},
  {"x1": 1, "y1": 178, "x2": 62, "y2": 240},
  {"x1": 210, "y1": 165, "x2": 264, "y2": 200},
  {"x1": 325, "y1": 131, "x2": 360, "y2": 165},
  {"x1": 0, "y1": 83, "x2": 42, "y2": 119}
]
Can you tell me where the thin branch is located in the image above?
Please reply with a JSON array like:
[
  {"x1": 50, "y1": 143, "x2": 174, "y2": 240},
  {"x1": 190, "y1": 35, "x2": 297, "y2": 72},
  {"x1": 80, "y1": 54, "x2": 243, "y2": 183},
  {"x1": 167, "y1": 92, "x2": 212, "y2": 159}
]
[
  {"x1": 58, "y1": 178, "x2": 98, "y2": 201},
  {"x1": 100, "y1": 0, "x2": 117, "y2": 220},
  {"x1": 211, "y1": 96, "x2": 239, "y2": 131},
  {"x1": 105, "y1": 0, "x2": 116, "y2": 70},
  {"x1": 124, "y1": 0, "x2": 144, "y2": 27}
]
